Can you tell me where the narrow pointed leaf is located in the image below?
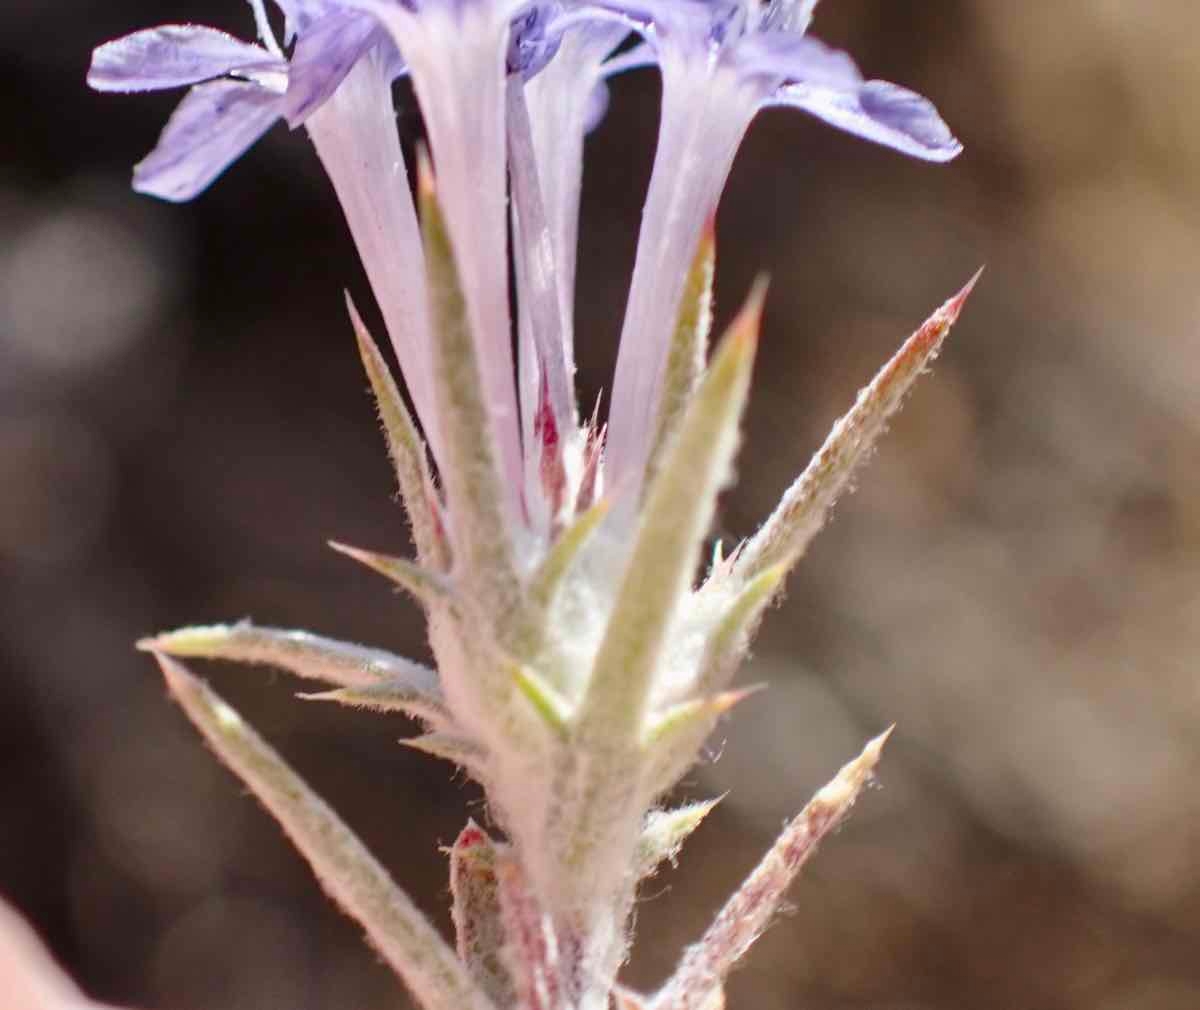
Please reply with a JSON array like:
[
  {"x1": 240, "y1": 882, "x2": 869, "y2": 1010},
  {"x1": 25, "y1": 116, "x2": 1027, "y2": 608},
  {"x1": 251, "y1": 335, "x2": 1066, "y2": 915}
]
[
  {"x1": 636, "y1": 798, "x2": 722, "y2": 879},
  {"x1": 449, "y1": 822, "x2": 517, "y2": 1009},
  {"x1": 642, "y1": 687, "x2": 763, "y2": 798},
  {"x1": 652, "y1": 730, "x2": 892, "y2": 1010},
  {"x1": 735, "y1": 274, "x2": 979, "y2": 581},
  {"x1": 138, "y1": 621, "x2": 441, "y2": 695},
  {"x1": 579, "y1": 283, "x2": 765, "y2": 744},
  {"x1": 401, "y1": 732, "x2": 488, "y2": 777},
  {"x1": 154, "y1": 654, "x2": 495, "y2": 1010},
  {"x1": 347, "y1": 294, "x2": 448, "y2": 569},
  {"x1": 298, "y1": 679, "x2": 448, "y2": 725},
  {"x1": 644, "y1": 688, "x2": 761, "y2": 749},
  {"x1": 575, "y1": 418, "x2": 604, "y2": 513},
  {"x1": 418, "y1": 154, "x2": 519, "y2": 616},
  {"x1": 513, "y1": 664, "x2": 571, "y2": 736},
  {"x1": 645, "y1": 221, "x2": 716, "y2": 487},
  {"x1": 525, "y1": 497, "x2": 611, "y2": 618},
  {"x1": 328, "y1": 540, "x2": 452, "y2": 607},
  {"x1": 691, "y1": 565, "x2": 786, "y2": 698}
]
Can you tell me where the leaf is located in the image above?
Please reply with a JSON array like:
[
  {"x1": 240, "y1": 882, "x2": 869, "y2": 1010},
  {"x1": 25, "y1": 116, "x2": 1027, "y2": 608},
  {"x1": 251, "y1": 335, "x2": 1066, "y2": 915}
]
[
  {"x1": 138, "y1": 621, "x2": 443, "y2": 701},
  {"x1": 636, "y1": 798, "x2": 722, "y2": 879},
  {"x1": 577, "y1": 282, "x2": 765, "y2": 744},
  {"x1": 513, "y1": 663, "x2": 571, "y2": 736},
  {"x1": 690, "y1": 564, "x2": 786, "y2": 698},
  {"x1": 523, "y1": 496, "x2": 610, "y2": 626},
  {"x1": 652, "y1": 730, "x2": 892, "y2": 1010},
  {"x1": 347, "y1": 294, "x2": 448, "y2": 569},
  {"x1": 401, "y1": 732, "x2": 488, "y2": 778},
  {"x1": 418, "y1": 152, "x2": 520, "y2": 621},
  {"x1": 645, "y1": 220, "x2": 716, "y2": 488},
  {"x1": 298, "y1": 679, "x2": 448, "y2": 725},
  {"x1": 641, "y1": 687, "x2": 763, "y2": 798},
  {"x1": 328, "y1": 540, "x2": 452, "y2": 608},
  {"x1": 735, "y1": 273, "x2": 980, "y2": 581},
  {"x1": 544, "y1": 285, "x2": 762, "y2": 926},
  {"x1": 449, "y1": 822, "x2": 517, "y2": 1009},
  {"x1": 154, "y1": 654, "x2": 495, "y2": 1010}
]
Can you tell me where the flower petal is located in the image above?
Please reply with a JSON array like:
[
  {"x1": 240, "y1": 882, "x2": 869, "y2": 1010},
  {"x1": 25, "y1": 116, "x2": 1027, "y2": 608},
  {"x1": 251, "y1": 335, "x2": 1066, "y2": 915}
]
[
  {"x1": 361, "y1": 0, "x2": 526, "y2": 517},
  {"x1": 598, "y1": 38, "x2": 656, "y2": 79},
  {"x1": 772, "y1": 78, "x2": 963, "y2": 162},
  {"x1": 761, "y1": 0, "x2": 820, "y2": 34},
  {"x1": 0, "y1": 898, "x2": 89, "y2": 1010},
  {"x1": 305, "y1": 51, "x2": 440, "y2": 460},
  {"x1": 88, "y1": 25, "x2": 284, "y2": 93},
  {"x1": 283, "y1": 10, "x2": 396, "y2": 126},
  {"x1": 605, "y1": 69, "x2": 758, "y2": 502},
  {"x1": 733, "y1": 31, "x2": 860, "y2": 89},
  {"x1": 133, "y1": 80, "x2": 282, "y2": 202},
  {"x1": 274, "y1": 0, "x2": 337, "y2": 43}
]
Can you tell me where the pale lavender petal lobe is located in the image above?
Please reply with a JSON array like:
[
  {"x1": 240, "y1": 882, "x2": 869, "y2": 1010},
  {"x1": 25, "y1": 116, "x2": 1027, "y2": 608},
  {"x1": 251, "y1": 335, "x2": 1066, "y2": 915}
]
[
  {"x1": 733, "y1": 32, "x2": 860, "y2": 89},
  {"x1": 273, "y1": 0, "x2": 335, "y2": 42},
  {"x1": 282, "y1": 10, "x2": 388, "y2": 126},
  {"x1": 133, "y1": 80, "x2": 282, "y2": 202},
  {"x1": 88, "y1": 25, "x2": 283, "y2": 92},
  {"x1": 772, "y1": 78, "x2": 962, "y2": 162}
]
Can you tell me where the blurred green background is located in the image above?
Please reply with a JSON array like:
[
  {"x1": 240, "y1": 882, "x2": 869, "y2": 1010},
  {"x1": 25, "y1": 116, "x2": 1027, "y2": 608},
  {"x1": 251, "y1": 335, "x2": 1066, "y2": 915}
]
[{"x1": 3, "y1": 2, "x2": 1199, "y2": 1008}]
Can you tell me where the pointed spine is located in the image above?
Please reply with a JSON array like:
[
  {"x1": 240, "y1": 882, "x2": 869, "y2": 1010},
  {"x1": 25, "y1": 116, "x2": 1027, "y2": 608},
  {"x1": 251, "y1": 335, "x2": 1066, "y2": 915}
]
[
  {"x1": 298, "y1": 680, "x2": 448, "y2": 725},
  {"x1": 636, "y1": 798, "x2": 722, "y2": 879},
  {"x1": 328, "y1": 540, "x2": 452, "y2": 608},
  {"x1": 525, "y1": 497, "x2": 611, "y2": 618},
  {"x1": 691, "y1": 565, "x2": 786, "y2": 698},
  {"x1": 418, "y1": 153, "x2": 520, "y2": 620},
  {"x1": 642, "y1": 687, "x2": 763, "y2": 798},
  {"x1": 401, "y1": 732, "x2": 488, "y2": 778},
  {"x1": 652, "y1": 731, "x2": 892, "y2": 1010},
  {"x1": 347, "y1": 294, "x2": 448, "y2": 569},
  {"x1": 513, "y1": 664, "x2": 571, "y2": 737},
  {"x1": 138, "y1": 622, "x2": 442, "y2": 697},
  {"x1": 735, "y1": 274, "x2": 979, "y2": 581},
  {"x1": 449, "y1": 822, "x2": 517, "y2": 1009},
  {"x1": 154, "y1": 654, "x2": 495, "y2": 1010},
  {"x1": 575, "y1": 419, "x2": 604, "y2": 513},
  {"x1": 645, "y1": 221, "x2": 716, "y2": 487}
]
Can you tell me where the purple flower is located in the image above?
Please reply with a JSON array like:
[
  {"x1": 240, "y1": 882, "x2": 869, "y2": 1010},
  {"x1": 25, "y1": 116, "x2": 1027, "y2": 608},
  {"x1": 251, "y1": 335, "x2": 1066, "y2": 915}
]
[
  {"x1": 87, "y1": 23, "x2": 289, "y2": 201},
  {"x1": 86, "y1": 2, "x2": 399, "y2": 201},
  {"x1": 595, "y1": 0, "x2": 962, "y2": 501},
  {"x1": 89, "y1": 0, "x2": 962, "y2": 544},
  {"x1": 89, "y1": 3, "x2": 447, "y2": 450}
]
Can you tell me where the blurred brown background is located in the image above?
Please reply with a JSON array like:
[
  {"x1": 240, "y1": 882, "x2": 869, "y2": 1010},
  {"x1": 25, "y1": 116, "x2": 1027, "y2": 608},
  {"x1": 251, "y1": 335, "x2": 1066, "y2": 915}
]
[{"x1": 3, "y1": 2, "x2": 1199, "y2": 1008}]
